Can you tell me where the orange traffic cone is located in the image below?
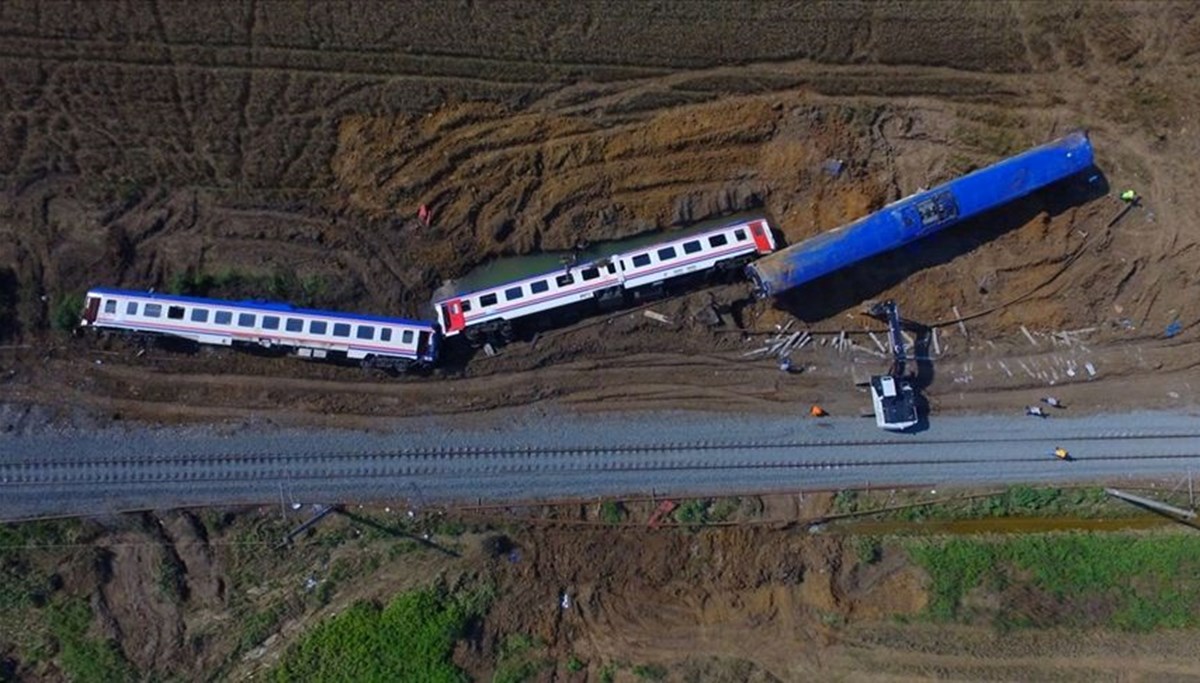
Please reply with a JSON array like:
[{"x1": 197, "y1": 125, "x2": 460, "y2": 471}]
[{"x1": 810, "y1": 405, "x2": 827, "y2": 417}]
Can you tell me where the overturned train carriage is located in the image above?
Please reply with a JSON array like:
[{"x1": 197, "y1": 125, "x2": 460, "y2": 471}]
[
  {"x1": 745, "y1": 131, "x2": 1096, "y2": 298},
  {"x1": 80, "y1": 288, "x2": 438, "y2": 370},
  {"x1": 432, "y1": 216, "x2": 776, "y2": 346}
]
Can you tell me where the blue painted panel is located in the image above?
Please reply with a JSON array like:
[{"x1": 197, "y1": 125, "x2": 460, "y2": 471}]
[{"x1": 746, "y1": 132, "x2": 1095, "y2": 298}]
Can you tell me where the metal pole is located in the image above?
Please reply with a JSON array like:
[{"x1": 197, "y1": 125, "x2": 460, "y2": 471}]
[{"x1": 1106, "y1": 488, "x2": 1197, "y2": 519}]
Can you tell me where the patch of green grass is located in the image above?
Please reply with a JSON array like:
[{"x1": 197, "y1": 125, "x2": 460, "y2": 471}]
[
  {"x1": 832, "y1": 490, "x2": 860, "y2": 514},
  {"x1": 632, "y1": 663, "x2": 668, "y2": 680},
  {"x1": 708, "y1": 498, "x2": 740, "y2": 522},
  {"x1": 158, "y1": 550, "x2": 186, "y2": 602},
  {"x1": 599, "y1": 500, "x2": 624, "y2": 525},
  {"x1": 854, "y1": 486, "x2": 1119, "y2": 524},
  {"x1": 50, "y1": 293, "x2": 84, "y2": 332},
  {"x1": 430, "y1": 518, "x2": 467, "y2": 537},
  {"x1": 567, "y1": 655, "x2": 584, "y2": 672},
  {"x1": 0, "y1": 521, "x2": 83, "y2": 610},
  {"x1": 674, "y1": 499, "x2": 709, "y2": 528},
  {"x1": 492, "y1": 633, "x2": 548, "y2": 683},
  {"x1": 906, "y1": 533, "x2": 1200, "y2": 630},
  {"x1": 273, "y1": 586, "x2": 491, "y2": 682},
  {"x1": 47, "y1": 598, "x2": 136, "y2": 682},
  {"x1": 239, "y1": 604, "x2": 285, "y2": 653},
  {"x1": 164, "y1": 268, "x2": 327, "y2": 307},
  {"x1": 851, "y1": 535, "x2": 882, "y2": 565},
  {"x1": 599, "y1": 664, "x2": 617, "y2": 683}
]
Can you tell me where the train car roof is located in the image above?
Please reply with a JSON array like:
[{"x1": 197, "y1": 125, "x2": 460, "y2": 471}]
[
  {"x1": 86, "y1": 287, "x2": 434, "y2": 328},
  {"x1": 433, "y1": 213, "x2": 768, "y2": 300}
]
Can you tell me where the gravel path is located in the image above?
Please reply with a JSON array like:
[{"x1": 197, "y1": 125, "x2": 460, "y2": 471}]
[{"x1": 3, "y1": 408, "x2": 1200, "y2": 519}]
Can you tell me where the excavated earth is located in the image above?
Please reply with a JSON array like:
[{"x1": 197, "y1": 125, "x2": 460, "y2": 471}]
[
  {"x1": 2, "y1": 0, "x2": 1200, "y2": 427},
  {"x1": 3, "y1": 1, "x2": 1200, "y2": 680}
]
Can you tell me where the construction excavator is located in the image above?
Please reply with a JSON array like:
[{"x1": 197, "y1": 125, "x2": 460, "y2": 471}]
[{"x1": 864, "y1": 300, "x2": 919, "y2": 431}]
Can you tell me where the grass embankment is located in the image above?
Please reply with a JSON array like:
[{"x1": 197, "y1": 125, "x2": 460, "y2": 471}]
[
  {"x1": 273, "y1": 585, "x2": 492, "y2": 683},
  {"x1": 834, "y1": 485, "x2": 1121, "y2": 523},
  {"x1": 907, "y1": 533, "x2": 1200, "y2": 631},
  {"x1": 0, "y1": 520, "x2": 136, "y2": 681}
]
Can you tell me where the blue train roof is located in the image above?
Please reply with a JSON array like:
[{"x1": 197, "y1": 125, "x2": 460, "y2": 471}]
[
  {"x1": 748, "y1": 131, "x2": 1095, "y2": 297},
  {"x1": 87, "y1": 287, "x2": 434, "y2": 328}
]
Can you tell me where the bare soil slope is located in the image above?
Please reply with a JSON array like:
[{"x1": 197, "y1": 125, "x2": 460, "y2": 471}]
[{"x1": 2, "y1": 2, "x2": 1200, "y2": 424}]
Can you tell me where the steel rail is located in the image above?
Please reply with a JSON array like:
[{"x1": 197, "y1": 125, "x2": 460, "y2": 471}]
[
  {"x1": 7, "y1": 429, "x2": 1200, "y2": 469},
  {"x1": 5, "y1": 452, "x2": 1200, "y2": 487}
]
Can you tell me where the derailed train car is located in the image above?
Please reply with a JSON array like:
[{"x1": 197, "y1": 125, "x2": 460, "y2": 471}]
[
  {"x1": 80, "y1": 216, "x2": 778, "y2": 368},
  {"x1": 80, "y1": 288, "x2": 438, "y2": 370},
  {"x1": 745, "y1": 132, "x2": 1096, "y2": 299}
]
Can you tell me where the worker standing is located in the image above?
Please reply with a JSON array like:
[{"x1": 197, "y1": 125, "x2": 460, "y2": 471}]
[
  {"x1": 1041, "y1": 396, "x2": 1065, "y2": 409},
  {"x1": 1025, "y1": 405, "x2": 1047, "y2": 418},
  {"x1": 1120, "y1": 189, "x2": 1139, "y2": 203}
]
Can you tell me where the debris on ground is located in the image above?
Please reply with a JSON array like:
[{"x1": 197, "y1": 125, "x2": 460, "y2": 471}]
[{"x1": 644, "y1": 310, "x2": 673, "y2": 325}]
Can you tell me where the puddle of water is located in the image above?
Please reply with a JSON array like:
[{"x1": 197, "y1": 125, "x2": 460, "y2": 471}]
[{"x1": 839, "y1": 515, "x2": 1174, "y2": 535}]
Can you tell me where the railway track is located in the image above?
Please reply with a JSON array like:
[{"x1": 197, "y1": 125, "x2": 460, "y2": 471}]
[{"x1": 7, "y1": 431, "x2": 1200, "y2": 487}]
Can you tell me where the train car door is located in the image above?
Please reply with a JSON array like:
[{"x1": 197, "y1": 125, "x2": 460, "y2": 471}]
[
  {"x1": 83, "y1": 296, "x2": 101, "y2": 325},
  {"x1": 749, "y1": 221, "x2": 773, "y2": 253},
  {"x1": 440, "y1": 300, "x2": 466, "y2": 334},
  {"x1": 417, "y1": 330, "x2": 431, "y2": 359}
]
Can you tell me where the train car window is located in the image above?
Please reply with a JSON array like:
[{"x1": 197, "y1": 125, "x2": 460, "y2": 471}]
[
  {"x1": 126, "y1": 301, "x2": 139, "y2": 315},
  {"x1": 555, "y1": 273, "x2": 574, "y2": 287},
  {"x1": 332, "y1": 323, "x2": 351, "y2": 337},
  {"x1": 309, "y1": 320, "x2": 327, "y2": 335},
  {"x1": 286, "y1": 318, "x2": 303, "y2": 332},
  {"x1": 480, "y1": 293, "x2": 498, "y2": 307},
  {"x1": 237, "y1": 313, "x2": 255, "y2": 328},
  {"x1": 708, "y1": 234, "x2": 728, "y2": 248},
  {"x1": 581, "y1": 267, "x2": 600, "y2": 281},
  {"x1": 167, "y1": 305, "x2": 185, "y2": 320},
  {"x1": 504, "y1": 286, "x2": 524, "y2": 301},
  {"x1": 103, "y1": 299, "x2": 117, "y2": 314},
  {"x1": 262, "y1": 316, "x2": 280, "y2": 330},
  {"x1": 632, "y1": 254, "x2": 651, "y2": 267},
  {"x1": 380, "y1": 328, "x2": 392, "y2": 342},
  {"x1": 734, "y1": 228, "x2": 747, "y2": 241},
  {"x1": 605, "y1": 263, "x2": 617, "y2": 274},
  {"x1": 683, "y1": 240, "x2": 702, "y2": 254},
  {"x1": 144, "y1": 304, "x2": 162, "y2": 318},
  {"x1": 191, "y1": 308, "x2": 209, "y2": 323},
  {"x1": 356, "y1": 325, "x2": 374, "y2": 340},
  {"x1": 215, "y1": 311, "x2": 232, "y2": 325},
  {"x1": 402, "y1": 330, "x2": 414, "y2": 344},
  {"x1": 530, "y1": 280, "x2": 549, "y2": 294},
  {"x1": 657, "y1": 247, "x2": 677, "y2": 261},
  {"x1": 461, "y1": 300, "x2": 472, "y2": 312}
]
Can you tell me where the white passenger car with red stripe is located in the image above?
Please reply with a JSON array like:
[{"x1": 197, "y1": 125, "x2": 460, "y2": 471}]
[
  {"x1": 432, "y1": 217, "x2": 776, "y2": 345},
  {"x1": 80, "y1": 288, "x2": 438, "y2": 369}
]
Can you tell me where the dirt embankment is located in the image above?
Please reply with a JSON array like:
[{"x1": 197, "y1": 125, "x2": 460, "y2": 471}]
[
  {"x1": 7, "y1": 499, "x2": 1200, "y2": 682},
  {"x1": 3, "y1": 2, "x2": 1200, "y2": 428}
]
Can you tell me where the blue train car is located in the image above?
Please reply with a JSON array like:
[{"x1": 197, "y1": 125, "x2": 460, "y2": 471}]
[{"x1": 746, "y1": 132, "x2": 1095, "y2": 298}]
